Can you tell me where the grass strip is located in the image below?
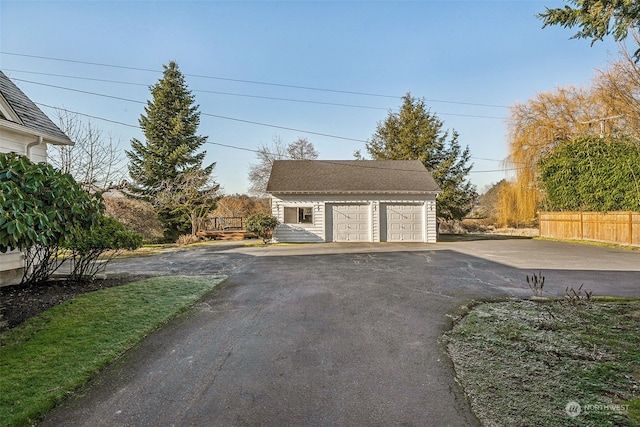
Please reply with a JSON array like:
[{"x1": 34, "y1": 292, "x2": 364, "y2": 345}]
[
  {"x1": 0, "y1": 275, "x2": 226, "y2": 427},
  {"x1": 443, "y1": 299, "x2": 640, "y2": 426}
]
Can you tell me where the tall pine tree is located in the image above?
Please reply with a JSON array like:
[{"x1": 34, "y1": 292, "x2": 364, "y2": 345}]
[
  {"x1": 366, "y1": 93, "x2": 477, "y2": 221},
  {"x1": 127, "y1": 61, "x2": 216, "y2": 237}
]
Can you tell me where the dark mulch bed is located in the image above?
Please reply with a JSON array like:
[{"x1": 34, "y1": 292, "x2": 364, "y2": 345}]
[{"x1": 0, "y1": 275, "x2": 149, "y2": 333}]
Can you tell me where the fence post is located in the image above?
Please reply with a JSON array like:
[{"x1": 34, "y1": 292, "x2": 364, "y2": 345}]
[
  {"x1": 630, "y1": 211, "x2": 633, "y2": 246},
  {"x1": 580, "y1": 211, "x2": 583, "y2": 240}
]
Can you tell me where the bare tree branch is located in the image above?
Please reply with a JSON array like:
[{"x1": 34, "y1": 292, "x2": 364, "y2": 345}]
[
  {"x1": 49, "y1": 109, "x2": 126, "y2": 192},
  {"x1": 247, "y1": 136, "x2": 319, "y2": 196}
]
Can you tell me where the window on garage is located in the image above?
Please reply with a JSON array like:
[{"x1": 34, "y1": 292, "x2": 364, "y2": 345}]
[{"x1": 284, "y1": 207, "x2": 313, "y2": 224}]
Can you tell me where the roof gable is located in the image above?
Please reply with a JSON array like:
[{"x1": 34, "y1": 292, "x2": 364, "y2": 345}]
[
  {"x1": 0, "y1": 70, "x2": 72, "y2": 145},
  {"x1": 0, "y1": 91, "x2": 21, "y2": 123},
  {"x1": 266, "y1": 160, "x2": 441, "y2": 194}
]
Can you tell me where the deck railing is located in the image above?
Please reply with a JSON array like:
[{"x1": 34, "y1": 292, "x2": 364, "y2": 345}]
[{"x1": 204, "y1": 217, "x2": 244, "y2": 230}]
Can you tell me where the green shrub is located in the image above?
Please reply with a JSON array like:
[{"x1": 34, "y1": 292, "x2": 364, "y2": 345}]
[
  {"x1": 64, "y1": 216, "x2": 143, "y2": 281},
  {"x1": 244, "y1": 213, "x2": 278, "y2": 244},
  {"x1": 0, "y1": 153, "x2": 104, "y2": 283},
  {"x1": 0, "y1": 153, "x2": 103, "y2": 253},
  {"x1": 538, "y1": 136, "x2": 640, "y2": 212}
]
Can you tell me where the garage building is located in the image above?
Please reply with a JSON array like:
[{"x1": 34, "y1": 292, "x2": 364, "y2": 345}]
[{"x1": 266, "y1": 160, "x2": 441, "y2": 243}]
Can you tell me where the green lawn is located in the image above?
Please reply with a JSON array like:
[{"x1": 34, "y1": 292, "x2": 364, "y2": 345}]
[
  {"x1": 443, "y1": 298, "x2": 640, "y2": 426},
  {"x1": 0, "y1": 275, "x2": 226, "y2": 427}
]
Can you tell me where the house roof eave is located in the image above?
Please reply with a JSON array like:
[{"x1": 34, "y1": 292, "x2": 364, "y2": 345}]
[
  {"x1": 0, "y1": 119, "x2": 74, "y2": 146},
  {"x1": 269, "y1": 190, "x2": 440, "y2": 196}
]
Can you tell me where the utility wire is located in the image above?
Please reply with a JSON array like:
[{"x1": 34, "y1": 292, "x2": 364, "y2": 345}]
[
  {"x1": 37, "y1": 103, "x2": 515, "y2": 169},
  {"x1": 200, "y1": 113, "x2": 368, "y2": 143},
  {"x1": 2, "y1": 56, "x2": 510, "y2": 108},
  {"x1": 1, "y1": 51, "x2": 397, "y2": 98},
  {"x1": 36, "y1": 102, "x2": 139, "y2": 128},
  {"x1": 14, "y1": 77, "x2": 506, "y2": 126},
  {"x1": 6, "y1": 69, "x2": 389, "y2": 111},
  {"x1": 19, "y1": 79, "x2": 367, "y2": 142},
  {"x1": 5, "y1": 68, "x2": 509, "y2": 111},
  {"x1": 206, "y1": 143, "x2": 522, "y2": 173}
]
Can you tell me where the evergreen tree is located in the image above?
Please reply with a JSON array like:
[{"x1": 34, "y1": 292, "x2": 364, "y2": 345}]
[
  {"x1": 538, "y1": 0, "x2": 640, "y2": 61},
  {"x1": 127, "y1": 61, "x2": 216, "y2": 237},
  {"x1": 366, "y1": 93, "x2": 477, "y2": 221}
]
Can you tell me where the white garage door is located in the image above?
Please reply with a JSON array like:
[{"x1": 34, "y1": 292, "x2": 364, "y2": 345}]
[
  {"x1": 384, "y1": 204, "x2": 423, "y2": 242},
  {"x1": 332, "y1": 204, "x2": 370, "y2": 242}
]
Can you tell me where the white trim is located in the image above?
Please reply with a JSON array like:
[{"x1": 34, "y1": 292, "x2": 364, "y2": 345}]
[
  {"x1": 0, "y1": 93, "x2": 22, "y2": 124},
  {"x1": 0, "y1": 119, "x2": 73, "y2": 146}
]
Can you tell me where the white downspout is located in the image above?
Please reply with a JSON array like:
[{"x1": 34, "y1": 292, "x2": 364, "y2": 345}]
[{"x1": 25, "y1": 136, "x2": 43, "y2": 159}]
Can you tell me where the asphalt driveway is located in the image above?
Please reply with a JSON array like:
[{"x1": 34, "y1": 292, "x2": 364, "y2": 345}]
[{"x1": 40, "y1": 238, "x2": 640, "y2": 426}]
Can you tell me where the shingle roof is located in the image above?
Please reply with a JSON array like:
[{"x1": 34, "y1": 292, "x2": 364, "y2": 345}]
[
  {"x1": 266, "y1": 160, "x2": 441, "y2": 194},
  {"x1": 0, "y1": 70, "x2": 72, "y2": 145}
]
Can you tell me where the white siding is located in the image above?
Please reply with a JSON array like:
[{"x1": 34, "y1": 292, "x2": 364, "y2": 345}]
[
  {"x1": 270, "y1": 194, "x2": 438, "y2": 243},
  {"x1": 0, "y1": 251, "x2": 23, "y2": 286},
  {"x1": 0, "y1": 128, "x2": 47, "y2": 163},
  {"x1": 371, "y1": 201, "x2": 380, "y2": 242},
  {"x1": 424, "y1": 199, "x2": 438, "y2": 243},
  {"x1": 271, "y1": 196, "x2": 325, "y2": 243}
]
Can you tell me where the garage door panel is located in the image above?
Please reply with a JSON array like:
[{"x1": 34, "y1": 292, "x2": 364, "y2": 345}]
[
  {"x1": 384, "y1": 204, "x2": 423, "y2": 242},
  {"x1": 331, "y1": 204, "x2": 370, "y2": 242}
]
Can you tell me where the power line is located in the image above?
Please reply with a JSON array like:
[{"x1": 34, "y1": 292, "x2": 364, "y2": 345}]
[
  {"x1": 205, "y1": 145, "x2": 519, "y2": 173},
  {"x1": 36, "y1": 103, "x2": 139, "y2": 128},
  {"x1": 36, "y1": 104, "x2": 517, "y2": 171},
  {"x1": 38, "y1": 104, "x2": 512, "y2": 167},
  {"x1": 4, "y1": 68, "x2": 509, "y2": 111},
  {"x1": 0, "y1": 51, "x2": 509, "y2": 108},
  {"x1": 13, "y1": 76, "x2": 506, "y2": 128},
  {"x1": 18, "y1": 78, "x2": 505, "y2": 147},
  {"x1": 469, "y1": 167, "x2": 524, "y2": 174},
  {"x1": 0, "y1": 51, "x2": 398, "y2": 99},
  {"x1": 200, "y1": 113, "x2": 368, "y2": 143},
  {"x1": 0, "y1": 51, "x2": 517, "y2": 176},
  {"x1": 18, "y1": 79, "x2": 367, "y2": 143},
  {"x1": 5, "y1": 69, "x2": 390, "y2": 111},
  {"x1": 16, "y1": 79, "x2": 146, "y2": 104}
]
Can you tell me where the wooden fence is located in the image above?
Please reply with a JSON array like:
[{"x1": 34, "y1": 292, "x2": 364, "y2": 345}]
[{"x1": 539, "y1": 211, "x2": 640, "y2": 247}]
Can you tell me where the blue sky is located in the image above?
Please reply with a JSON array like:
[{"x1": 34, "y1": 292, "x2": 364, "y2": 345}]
[{"x1": 0, "y1": 0, "x2": 622, "y2": 195}]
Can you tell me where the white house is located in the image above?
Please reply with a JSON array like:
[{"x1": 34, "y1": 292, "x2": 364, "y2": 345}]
[
  {"x1": 0, "y1": 70, "x2": 73, "y2": 286},
  {"x1": 266, "y1": 160, "x2": 441, "y2": 243}
]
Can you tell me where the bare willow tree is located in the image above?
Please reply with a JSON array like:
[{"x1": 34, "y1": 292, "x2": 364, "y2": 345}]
[
  {"x1": 500, "y1": 86, "x2": 595, "y2": 226},
  {"x1": 592, "y1": 34, "x2": 640, "y2": 135},
  {"x1": 48, "y1": 110, "x2": 126, "y2": 192},
  {"x1": 248, "y1": 136, "x2": 319, "y2": 196},
  {"x1": 499, "y1": 41, "x2": 640, "y2": 226}
]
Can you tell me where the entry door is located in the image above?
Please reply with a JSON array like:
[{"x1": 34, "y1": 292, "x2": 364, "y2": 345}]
[
  {"x1": 384, "y1": 204, "x2": 423, "y2": 242},
  {"x1": 332, "y1": 204, "x2": 370, "y2": 242}
]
